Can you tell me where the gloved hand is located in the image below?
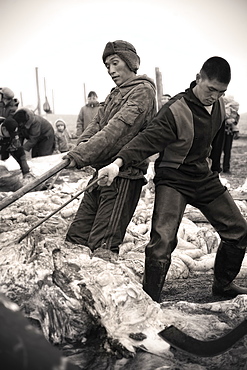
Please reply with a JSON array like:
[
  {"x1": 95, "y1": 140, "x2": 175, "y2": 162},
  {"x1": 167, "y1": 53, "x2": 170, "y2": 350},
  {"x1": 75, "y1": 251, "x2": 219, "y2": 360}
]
[
  {"x1": 98, "y1": 163, "x2": 120, "y2": 186},
  {"x1": 62, "y1": 154, "x2": 76, "y2": 168}
]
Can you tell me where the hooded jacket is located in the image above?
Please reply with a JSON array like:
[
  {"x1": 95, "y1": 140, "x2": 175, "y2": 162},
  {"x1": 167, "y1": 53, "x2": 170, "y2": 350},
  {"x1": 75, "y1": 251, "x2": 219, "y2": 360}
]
[
  {"x1": 116, "y1": 81, "x2": 226, "y2": 178},
  {"x1": 54, "y1": 119, "x2": 71, "y2": 152},
  {"x1": 14, "y1": 108, "x2": 55, "y2": 152},
  {"x1": 68, "y1": 75, "x2": 156, "y2": 178}
]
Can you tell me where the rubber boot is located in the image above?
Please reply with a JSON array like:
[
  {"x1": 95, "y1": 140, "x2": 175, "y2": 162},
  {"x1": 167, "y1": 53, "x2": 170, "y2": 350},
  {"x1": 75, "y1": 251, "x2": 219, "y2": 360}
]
[
  {"x1": 213, "y1": 241, "x2": 247, "y2": 298},
  {"x1": 143, "y1": 258, "x2": 170, "y2": 303}
]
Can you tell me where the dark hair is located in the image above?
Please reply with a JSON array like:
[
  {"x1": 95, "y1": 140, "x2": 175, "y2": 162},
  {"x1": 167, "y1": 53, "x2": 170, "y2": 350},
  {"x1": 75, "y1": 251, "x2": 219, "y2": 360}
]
[
  {"x1": 201, "y1": 57, "x2": 231, "y2": 84},
  {"x1": 88, "y1": 91, "x2": 98, "y2": 98}
]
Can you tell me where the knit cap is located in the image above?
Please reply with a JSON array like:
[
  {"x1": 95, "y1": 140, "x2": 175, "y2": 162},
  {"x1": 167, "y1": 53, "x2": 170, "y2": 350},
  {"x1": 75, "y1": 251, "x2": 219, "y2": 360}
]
[
  {"x1": 2, "y1": 117, "x2": 18, "y2": 137},
  {"x1": 0, "y1": 87, "x2": 14, "y2": 99},
  {"x1": 102, "y1": 40, "x2": 140, "y2": 73}
]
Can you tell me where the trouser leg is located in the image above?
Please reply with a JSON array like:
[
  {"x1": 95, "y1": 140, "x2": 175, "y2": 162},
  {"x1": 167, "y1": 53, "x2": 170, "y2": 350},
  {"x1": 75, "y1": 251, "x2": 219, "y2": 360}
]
[
  {"x1": 199, "y1": 190, "x2": 247, "y2": 287},
  {"x1": 143, "y1": 185, "x2": 187, "y2": 302},
  {"x1": 223, "y1": 134, "x2": 233, "y2": 172},
  {"x1": 66, "y1": 176, "x2": 144, "y2": 252}
]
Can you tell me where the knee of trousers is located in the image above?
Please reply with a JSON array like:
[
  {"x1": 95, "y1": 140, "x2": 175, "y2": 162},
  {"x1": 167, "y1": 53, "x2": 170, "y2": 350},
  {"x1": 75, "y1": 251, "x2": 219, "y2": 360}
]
[
  {"x1": 236, "y1": 231, "x2": 247, "y2": 249},
  {"x1": 201, "y1": 190, "x2": 247, "y2": 242},
  {"x1": 145, "y1": 237, "x2": 177, "y2": 263}
]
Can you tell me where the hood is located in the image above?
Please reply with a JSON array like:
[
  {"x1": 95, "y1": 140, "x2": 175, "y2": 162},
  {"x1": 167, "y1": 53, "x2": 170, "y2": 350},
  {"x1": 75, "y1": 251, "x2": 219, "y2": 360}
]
[
  {"x1": 54, "y1": 119, "x2": 66, "y2": 129},
  {"x1": 118, "y1": 74, "x2": 156, "y2": 94}
]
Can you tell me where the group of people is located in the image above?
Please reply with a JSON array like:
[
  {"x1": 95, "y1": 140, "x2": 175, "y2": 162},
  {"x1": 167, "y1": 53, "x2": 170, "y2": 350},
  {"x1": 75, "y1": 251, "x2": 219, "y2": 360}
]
[
  {"x1": 0, "y1": 93, "x2": 57, "y2": 183},
  {"x1": 2, "y1": 39, "x2": 247, "y2": 304},
  {"x1": 61, "y1": 40, "x2": 247, "y2": 303}
]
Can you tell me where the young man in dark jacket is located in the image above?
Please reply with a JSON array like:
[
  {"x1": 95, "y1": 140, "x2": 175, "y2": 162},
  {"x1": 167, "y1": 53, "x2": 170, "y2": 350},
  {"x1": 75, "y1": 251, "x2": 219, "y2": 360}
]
[
  {"x1": 63, "y1": 40, "x2": 156, "y2": 258},
  {"x1": 98, "y1": 56, "x2": 247, "y2": 301},
  {"x1": 13, "y1": 108, "x2": 55, "y2": 158}
]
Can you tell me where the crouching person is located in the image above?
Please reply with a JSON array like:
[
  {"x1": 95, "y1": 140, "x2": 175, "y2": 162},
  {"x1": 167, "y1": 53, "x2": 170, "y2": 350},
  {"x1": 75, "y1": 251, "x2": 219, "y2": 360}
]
[
  {"x1": 98, "y1": 56, "x2": 247, "y2": 302},
  {"x1": 62, "y1": 40, "x2": 156, "y2": 260},
  {"x1": 0, "y1": 117, "x2": 34, "y2": 187}
]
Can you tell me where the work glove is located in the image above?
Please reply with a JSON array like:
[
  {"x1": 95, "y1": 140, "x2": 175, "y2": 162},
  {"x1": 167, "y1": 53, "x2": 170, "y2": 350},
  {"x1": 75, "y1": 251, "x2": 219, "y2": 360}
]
[
  {"x1": 62, "y1": 154, "x2": 76, "y2": 168},
  {"x1": 97, "y1": 163, "x2": 119, "y2": 186}
]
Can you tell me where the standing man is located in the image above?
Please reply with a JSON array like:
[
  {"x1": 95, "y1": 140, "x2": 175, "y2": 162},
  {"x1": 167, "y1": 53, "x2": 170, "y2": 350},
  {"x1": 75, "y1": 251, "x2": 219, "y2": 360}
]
[
  {"x1": 76, "y1": 91, "x2": 100, "y2": 137},
  {"x1": 63, "y1": 40, "x2": 156, "y2": 258},
  {"x1": 98, "y1": 56, "x2": 247, "y2": 301}
]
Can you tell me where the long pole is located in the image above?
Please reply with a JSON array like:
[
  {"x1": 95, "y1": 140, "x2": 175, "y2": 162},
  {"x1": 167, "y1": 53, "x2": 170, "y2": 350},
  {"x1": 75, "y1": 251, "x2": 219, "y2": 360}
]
[
  {"x1": 52, "y1": 89, "x2": 55, "y2": 114},
  {"x1": 155, "y1": 67, "x2": 163, "y2": 111},
  {"x1": 0, "y1": 159, "x2": 70, "y2": 211},
  {"x1": 83, "y1": 83, "x2": 87, "y2": 105},
  {"x1": 35, "y1": 67, "x2": 41, "y2": 115}
]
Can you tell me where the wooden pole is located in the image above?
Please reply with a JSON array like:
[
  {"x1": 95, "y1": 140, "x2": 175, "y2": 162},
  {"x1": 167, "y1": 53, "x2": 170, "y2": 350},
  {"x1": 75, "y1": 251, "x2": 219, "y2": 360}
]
[
  {"x1": 83, "y1": 83, "x2": 87, "y2": 105},
  {"x1": 52, "y1": 89, "x2": 55, "y2": 114},
  {"x1": 155, "y1": 67, "x2": 163, "y2": 111},
  {"x1": 0, "y1": 159, "x2": 70, "y2": 211},
  {"x1": 35, "y1": 67, "x2": 41, "y2": 115},
  {"x1": 20, "y1": 92, "x2": 23, "y2": 106}
]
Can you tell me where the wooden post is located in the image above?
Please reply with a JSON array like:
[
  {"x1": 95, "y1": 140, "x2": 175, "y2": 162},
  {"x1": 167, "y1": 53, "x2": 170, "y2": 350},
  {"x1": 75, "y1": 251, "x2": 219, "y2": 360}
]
[
  {"x1": 155, "y1": 67, "x2": 163, "y2": 111},
  {"x1": 35, "y1": 67, "x2": 41, "y2": 115},
  {"x1": 83, "y1": 83, "x2": 87, "y2": 105},
  {"x1": 20, "y1": 92, "x2": 23, "y2": 106},
  {"x1": 52, "y1": 89, "x2": 55, "y2": 114}
]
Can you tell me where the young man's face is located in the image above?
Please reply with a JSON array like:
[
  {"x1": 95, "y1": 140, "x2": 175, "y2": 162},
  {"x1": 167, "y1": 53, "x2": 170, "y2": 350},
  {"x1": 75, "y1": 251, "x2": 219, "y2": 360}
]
[
  {"x1": 104, "y1": 54, "x2": 135, "y2": 86},
  {"x1": 194, "y1": 73, "x2": 228, "y2": 106}
]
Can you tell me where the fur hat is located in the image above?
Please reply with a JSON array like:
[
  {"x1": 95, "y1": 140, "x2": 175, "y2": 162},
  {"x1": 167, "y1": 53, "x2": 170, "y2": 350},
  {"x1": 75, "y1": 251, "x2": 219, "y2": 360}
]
[
  {"x1": 0, "y1": 87, "x2": 14, "y2": 99},
  {"x1": 102, "y1": 40, "x2": 140, "y2": 73},
  {"x1": 2, "y1": 117, "x2": 18, "y2": 137}
]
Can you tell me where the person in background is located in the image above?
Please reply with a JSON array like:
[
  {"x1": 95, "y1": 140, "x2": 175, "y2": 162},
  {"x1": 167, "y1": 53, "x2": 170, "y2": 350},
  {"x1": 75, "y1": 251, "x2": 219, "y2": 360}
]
[
  {"x1": 221, "y1": 96, "x2": 240, "y2": 174},
  {"x1": 13, "y1": 107, "x2": 55, "y2": 158},
  {"x1": 0, "y1": 117, "x2": 33, "y2": 183},
  {"x1": 76, "y1": 91, "x2": 100, "y2": 137},
  {"x1": 53, "y1": 119, "x2": 75, "y2": 153},
  {"x1": 97, "y1": 56, "x2": 247, "y2": 302},
  {"x1": 210, "y1": 95, "x2": 240, "y2": 174},
  {"x1": 0, "y1": 87, "x2": 19, "y2": 119},
  {"x1": 63, "y1": 40, "x2": 156, "y2": 260},
  {"x1": 161, "y1": 94, "x2": 171, "y2": 105}
]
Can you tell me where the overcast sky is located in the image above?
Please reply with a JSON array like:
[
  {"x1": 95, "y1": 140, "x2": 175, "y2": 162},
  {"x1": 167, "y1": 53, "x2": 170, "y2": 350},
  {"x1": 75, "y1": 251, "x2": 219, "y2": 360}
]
[{"x1": 1, "y1": 0, "x2": 247, "y2": 114}]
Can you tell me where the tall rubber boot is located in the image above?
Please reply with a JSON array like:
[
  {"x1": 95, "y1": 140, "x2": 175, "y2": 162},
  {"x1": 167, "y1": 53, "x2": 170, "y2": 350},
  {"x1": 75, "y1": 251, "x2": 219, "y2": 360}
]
[
  {"x1": 213, "y1": 241, "x2": 247, "y2": 297},
  {"x1": 143, "y1": 258, "x2": 170, "y2": 303}
]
